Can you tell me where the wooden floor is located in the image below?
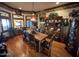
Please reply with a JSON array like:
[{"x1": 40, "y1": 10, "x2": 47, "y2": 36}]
[
  {"x1": 6, "y1": 35, "x2": 71, "y2": 57},
  {"x1": 51, "y1": 41, "x2": 71, "y2": 57}
]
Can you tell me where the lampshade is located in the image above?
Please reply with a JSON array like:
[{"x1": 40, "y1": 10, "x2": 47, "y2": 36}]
[
  {"x1": 31, "y1": 14, "x2": 36, "y2": 21},
  {"x1": 31, "y1": 2, "x2": 36, "y2": 21},
  {"x1": 45, "y1": 14, "x2": 48, "y2": 20}
]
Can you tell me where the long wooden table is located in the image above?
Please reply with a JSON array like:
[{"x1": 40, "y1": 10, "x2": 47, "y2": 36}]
[
  {"x1": 33, "y1": 32, "x2": 48, "y2": 41},
  {"x1": 26, "y1": 28, "x2": 48, "y2": 52},
  {"x1": 32, "y1": 32, "x2": 48, "y2": 52}
]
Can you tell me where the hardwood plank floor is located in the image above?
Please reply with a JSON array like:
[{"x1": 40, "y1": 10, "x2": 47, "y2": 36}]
[
  {"x1": 51, "y1": 41, "x2": 71, "y2": 57},
  {"x1": 6, "y1": 35, "x2": 46, "y2": 57},
  {"x1": 6, "y1": 35, "x2": 71, "y2": 57}
]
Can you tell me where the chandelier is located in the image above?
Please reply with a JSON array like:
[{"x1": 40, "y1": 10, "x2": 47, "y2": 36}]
[{"x1": 31, "y1": 2, "x2": 36, "y2": 21}]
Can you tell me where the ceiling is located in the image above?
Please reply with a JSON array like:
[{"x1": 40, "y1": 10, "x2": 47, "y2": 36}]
[{"x1": 4, "y1": 2, "x2": 68, "y2": 12}]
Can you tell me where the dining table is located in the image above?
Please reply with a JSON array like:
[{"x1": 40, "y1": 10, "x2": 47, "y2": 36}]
[
  {"x1": 25, "y1": 28, "x2": 48, "y2": 52},
  {"x1": 32, "y1": 32, "x2": 48, "y2": 52}
]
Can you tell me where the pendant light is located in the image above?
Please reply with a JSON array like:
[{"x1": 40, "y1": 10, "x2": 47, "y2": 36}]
[
  {"x1": 31, "y1": 2, "x2": 36, "y2": 21},
  {"x1": 45, "y1": 14, "x2": 48, "y2": 20}
]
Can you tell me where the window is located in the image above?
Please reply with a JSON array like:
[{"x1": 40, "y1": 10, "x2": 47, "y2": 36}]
[
  {"x1": 14, "y1": 20, "x2": 23, "y2": 28},
  {"x1": 1, "y1": 19, "x2": 10, "y2": 31}
]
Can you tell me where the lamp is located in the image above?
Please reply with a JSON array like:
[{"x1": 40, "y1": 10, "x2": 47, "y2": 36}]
[
  {"x1": 31, "y1": 14, "x2": 36, "y2": 21},
  {"x1": 31, "y1": 2, "x2": 36, "y2": 21},
  {"x1": 45, "y1": 14, "x2": 48, "y2": 20}
]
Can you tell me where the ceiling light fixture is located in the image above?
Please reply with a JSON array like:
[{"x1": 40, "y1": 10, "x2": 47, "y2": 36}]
[
  {"x1": 32, "y1": 13, "x2": 35, "y2": 15},
  {"x1": 31, "y1": 2, "x2": 36, "y2": 21},
  {"x1": 56, "y1": 2, "x2": 59, "y2": 5},
  {"x1": 19, "y1": 8, "x2": 22, "y2": 10}
]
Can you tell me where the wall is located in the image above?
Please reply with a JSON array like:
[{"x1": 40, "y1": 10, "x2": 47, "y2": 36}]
[{"x1": 46, "y1": 6, "x2": 79, "y2": 18}]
